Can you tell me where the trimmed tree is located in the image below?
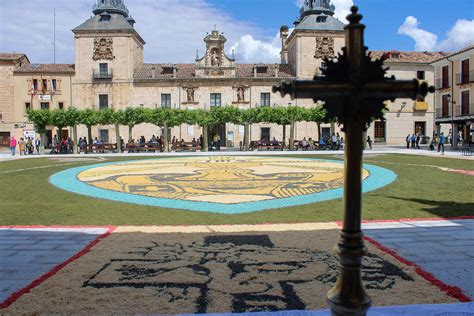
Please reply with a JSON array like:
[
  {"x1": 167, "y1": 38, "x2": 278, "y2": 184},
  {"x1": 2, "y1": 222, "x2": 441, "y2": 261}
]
[
  {"x1": 64, "y1": 107, "x2": 81, "y2": 153},
  {"x1": 79, "y1": 109, "x2": 100, "y2": 144},
  {"x1": 26, "y1": 109, "x2": 51, "y2": 152},
  {"x1": 114, "y1": 107, "x2": 146, "y2": 141}
]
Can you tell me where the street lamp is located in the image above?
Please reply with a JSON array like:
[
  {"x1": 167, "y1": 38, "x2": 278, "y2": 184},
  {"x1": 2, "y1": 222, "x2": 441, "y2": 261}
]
[{"x1": 447, "y1": 94, "x2": 456, "y2": 147}]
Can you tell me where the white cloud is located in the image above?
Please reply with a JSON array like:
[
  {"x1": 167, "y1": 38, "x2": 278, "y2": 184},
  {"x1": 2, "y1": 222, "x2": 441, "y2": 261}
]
[
  {"x1": 0, "y1": 0, "x2": 265, "y2": 63},
  {"x1": 294, "y1": 0, "x2": 353, "y2": 23},
  {"x1": 437, "y1": 19, "x2": 474, "y2": 51},
  {"x1": 398, "y1": 16, "x2": 438, "y2": 51},
  {"x1": 398, "y1": 16, "x2": 474, "y2": 52},
  {"x1": 228, "y1": 32, "x2": 281, "y2": 63}
]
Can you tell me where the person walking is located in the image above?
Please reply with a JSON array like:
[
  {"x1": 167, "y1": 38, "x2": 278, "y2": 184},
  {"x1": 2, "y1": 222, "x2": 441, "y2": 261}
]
[
  {"x1": 406, "y1": 134, "x2": 410, "y2": 149},
  {"x1": 438, "y1": 132, "x2": 446, "y2": 155},
  {"x1": 411, "y1": 134, "x2": 416, "y2": 149},
  {"x1": 367, "y1": 136, "x2": 373, "y2": 150},
  {"x1": 35, "y1": 138, "x2": 41, "y2": 154},
  {"x1": 10, "y1": 136, "x2": 17, "y2": 156},
  {"x1": 415, "y1": 134, "x2": 421, "y2": 150}
]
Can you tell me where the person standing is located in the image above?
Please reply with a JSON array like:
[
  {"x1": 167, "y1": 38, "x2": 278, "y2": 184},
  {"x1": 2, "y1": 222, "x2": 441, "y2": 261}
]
[
  {"x1": 415, "y1": 134, "x2": 421, "y2": 150},
  {"x1": 10, "y1": 136, "x2": 17, "y2": 156},
  {"x1": 406, "y1": 134, "x2": 410, "y2": 149},
  {"x1": 18, "y1": 138, "x2": 25, "y2": 156},
  {"x1": 35, "y1": 138, "x2": 41, "y2": 155},
  {"x1": 439, "y1": 132, "x2": 446, "y2": 155}
]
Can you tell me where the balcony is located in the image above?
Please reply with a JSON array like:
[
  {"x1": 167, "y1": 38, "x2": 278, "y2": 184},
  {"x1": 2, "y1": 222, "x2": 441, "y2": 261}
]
[
  {"x1": 435, "y1": 78, "x2": 450, "y2": 90},
  {"x1": 454, "y1": 104, "x2": 474, "y2": 117},
  {"x1": 93, "y1": 69, "x2": 113, "y2": 81},
  {"x1": 456, "y1": 71, "x2": 474, "y2": 85},
  {"x1": 435, "y1": 107, "x2": 450, "y2": 119}
]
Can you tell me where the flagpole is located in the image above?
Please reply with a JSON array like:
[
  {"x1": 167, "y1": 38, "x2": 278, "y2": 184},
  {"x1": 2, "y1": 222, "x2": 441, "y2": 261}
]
[{"x1": 53, "y1": 8, "x2": 56, "y2": 64}]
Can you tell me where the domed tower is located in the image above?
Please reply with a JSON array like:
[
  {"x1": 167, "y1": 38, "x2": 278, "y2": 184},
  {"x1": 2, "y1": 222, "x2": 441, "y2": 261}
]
[
  {"x1": 281, "y1": 0, "x2": 345, "y2": 79},
  {"x1": 73, "y1": 0, "x2": 145, "y2": 84}
]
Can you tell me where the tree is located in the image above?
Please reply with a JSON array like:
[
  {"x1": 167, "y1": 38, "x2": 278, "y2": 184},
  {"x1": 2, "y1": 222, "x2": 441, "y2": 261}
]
[
  {"x1": 145, "y1": 108, "x2": 187, "y2": 152},
  {"x1": 307, "y1": 105, "x2": 328, "y2": 141},
  {"x1": 50, "y1": 109, "x2": 68, "y2": 138},
  {"x1": 283, "y1": 106, "x2": 308, "y2": 150},
  {"x1": 236, "y1": 107, "x2": 262, "y2": 151},
  {"x1": 64, "y1": 107, "x2": 81, "y2": 153},
  {"x1": 114, "y1": 107, "x2": 146, "y2": 140},
  {"x1": 187, "y1": 109, "x2": 216, "y2": 151},
  {"x1": 27, "y1": 109, "x2": 51, "y2": 152},
  {"x1": 79, "y1": 109, "x2": 100, "y2": 144}
]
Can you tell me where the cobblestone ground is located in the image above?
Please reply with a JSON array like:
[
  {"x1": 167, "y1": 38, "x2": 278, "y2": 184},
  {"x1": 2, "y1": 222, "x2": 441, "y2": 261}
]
[
  {"x1": 0, "y1": 227, "x2": 109, "y2": 303},
  {"x1": 363, "y1": 219, "x2": 474, "y2": 299}
]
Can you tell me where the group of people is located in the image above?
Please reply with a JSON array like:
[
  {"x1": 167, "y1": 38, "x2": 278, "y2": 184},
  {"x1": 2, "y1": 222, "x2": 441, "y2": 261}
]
[
  {"x1": 405, "y1": 134, "x2": 423, "y2": 150},
  {"x1": 9, "y1": 136, "x2": 41, "y2": 156},
  {"x1": 50, "y1": 135, "x2": 75, "y2": 154}
]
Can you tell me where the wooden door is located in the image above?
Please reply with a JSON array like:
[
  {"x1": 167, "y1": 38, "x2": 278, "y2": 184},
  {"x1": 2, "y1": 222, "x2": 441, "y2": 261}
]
[
  {"x1": 461, "y1": 91, "x2": 470, "y2": 115},
  {"x1": 461, "y1": 59, "x2": 469, "y2": 84},
  {"x1": 442, "y1": 65, "x2": 449, "y2": 88},
  {"x1": 442, "y1": 94, "x2": 449, "y2": 117}
]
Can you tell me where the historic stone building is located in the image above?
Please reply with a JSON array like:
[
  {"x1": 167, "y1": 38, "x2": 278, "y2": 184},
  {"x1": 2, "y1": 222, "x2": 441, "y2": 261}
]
[
  {"x1": 0, "y1": 0, "x2": 454, "y2": 147},
  {"x1": 431, "y1": 46, "x2": 474, "y2": 146}
]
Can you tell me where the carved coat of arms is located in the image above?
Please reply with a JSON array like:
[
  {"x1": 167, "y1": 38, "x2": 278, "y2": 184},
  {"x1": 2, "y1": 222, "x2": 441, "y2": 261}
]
[
  {"x1": 314, "y1": 37, "x2": 335, "y2": 59},
  {"x1": 93, "y1": 38, "x2": 115, "y2": 61}
]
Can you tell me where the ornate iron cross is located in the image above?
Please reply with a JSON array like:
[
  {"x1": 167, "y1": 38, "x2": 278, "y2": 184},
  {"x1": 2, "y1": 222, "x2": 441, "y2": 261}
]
[{"x1": 273, "y1": 6, "x2": 434, "y2": 316}]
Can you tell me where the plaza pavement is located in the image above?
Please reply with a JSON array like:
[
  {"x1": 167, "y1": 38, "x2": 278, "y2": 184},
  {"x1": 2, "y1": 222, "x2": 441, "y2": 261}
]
[
  {"x1": 0, "y1": 145, "x2": 472, "y2": 161},
  {"x1": 0, "y1": 219, "x2": 472, "y2": 314}
]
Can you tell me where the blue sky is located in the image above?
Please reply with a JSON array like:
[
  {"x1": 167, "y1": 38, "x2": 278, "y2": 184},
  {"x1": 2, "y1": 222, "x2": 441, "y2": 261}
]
[{"x1": 0, "y1": 0, "x2": 473, "y2": 64}]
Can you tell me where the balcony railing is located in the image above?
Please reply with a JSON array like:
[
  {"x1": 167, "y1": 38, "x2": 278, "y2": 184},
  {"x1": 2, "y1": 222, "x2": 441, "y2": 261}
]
[
  {"x1": 435, "y1": 78, "x2": 450, "y2": 90},
  {"x1": 454, "y1": 104, "x2": 474, "y2": 117},
  {"x1": 93, "y1": 69, "x2": 113, "y2": 80},
  {"x1": 456, "y1": 71, "x2": 474, "y2": 85},
  {"x1": 435, "y1": 107, "x2": 450, "y2": 119}
]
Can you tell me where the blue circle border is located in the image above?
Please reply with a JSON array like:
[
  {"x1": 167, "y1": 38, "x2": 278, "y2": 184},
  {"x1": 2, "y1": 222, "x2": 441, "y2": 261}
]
[{"x1": 49, "y1": 156, "x2": 397, "y2": 214}]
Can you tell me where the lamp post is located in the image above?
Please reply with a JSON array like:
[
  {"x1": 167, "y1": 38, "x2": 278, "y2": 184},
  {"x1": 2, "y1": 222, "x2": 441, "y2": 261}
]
[{"x1": 447, "y1": 94, "x2": 456, "y2": 147}]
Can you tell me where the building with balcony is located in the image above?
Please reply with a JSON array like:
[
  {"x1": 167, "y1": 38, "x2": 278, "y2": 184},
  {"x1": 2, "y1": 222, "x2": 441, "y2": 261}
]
[
  {"x1": 0, "y1": 0, "x2": 457, "y2": 147},
  {"x1": 431, "y1": 46, "x2": 474, "y2": 146}
]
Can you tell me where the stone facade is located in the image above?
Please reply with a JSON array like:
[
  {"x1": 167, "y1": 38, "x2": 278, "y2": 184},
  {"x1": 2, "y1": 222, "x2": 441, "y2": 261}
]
[
  {"x1": 0, "y1": 0, "x2": 456, "y2": 147},
  {"x1": 0, "y1": 54, "x2": 29, "y2": 145},
  {"x1": 431, "y1": 46, "x2": 474, "y2": 145}
]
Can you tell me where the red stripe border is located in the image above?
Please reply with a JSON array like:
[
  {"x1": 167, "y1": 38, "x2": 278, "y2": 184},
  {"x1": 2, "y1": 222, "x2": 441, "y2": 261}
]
[
  {"x1": 364, "y1": 236, "x2": 471, "y2": 302},
  {"x1": 0, "y1": 226, "x2": 116, "y2": 309}
]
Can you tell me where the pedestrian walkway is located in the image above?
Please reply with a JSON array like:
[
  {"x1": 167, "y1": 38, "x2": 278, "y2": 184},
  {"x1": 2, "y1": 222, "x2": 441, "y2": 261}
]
[
  {"x1": 363, "y1": 219, "x2": 474, "y2": 300},
  {"x1": 0, "y1": 227, "x2": 111, "y2": 307}
]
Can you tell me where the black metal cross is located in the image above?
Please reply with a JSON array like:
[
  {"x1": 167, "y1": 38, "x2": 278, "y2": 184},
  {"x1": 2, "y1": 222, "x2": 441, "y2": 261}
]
[{"x1": 273, "y1": 6, "x2": 434, "y2": 316}]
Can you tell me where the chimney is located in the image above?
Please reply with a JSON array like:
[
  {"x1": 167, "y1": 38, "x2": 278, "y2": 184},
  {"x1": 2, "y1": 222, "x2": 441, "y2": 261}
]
[
  {"x1": 173, "y1": 65, "x2": 177, "y2": 79},
  {"x1": 275, "y1": 64, "x2": 279, "y2": 77},
  {"x1": 279, "y1": 25, "x2": 289, "y2": 64},
  {"x1": 253, "y1": 65, "x2": 257, "y2": 78}
]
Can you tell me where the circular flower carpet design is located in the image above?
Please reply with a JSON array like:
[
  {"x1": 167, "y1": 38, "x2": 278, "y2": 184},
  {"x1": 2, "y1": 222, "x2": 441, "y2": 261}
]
[{"x1": 50, "y1": 156, "x2": 396, "y2": 213}]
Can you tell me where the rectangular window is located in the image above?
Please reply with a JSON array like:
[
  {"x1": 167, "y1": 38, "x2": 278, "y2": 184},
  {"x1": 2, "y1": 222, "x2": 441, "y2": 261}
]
[
  {"x1": 0, "y1": 132, "x2": 10, "y2": 147},
  {"x1": 210, "y1": 93, "x2": 221, "y2": 107},
  {"x1": 25, "y1": 102, "x2": 31, "y2": 112},
  {"x1": 40, "y1": 102, "x2": 49, "y2": 110},
  {"x1": 260, "y1": 93, "x2": 271, "y2": 107},
  {"x1": 99, "y1": 94, "x2": 108, "y2": 109},
  {"x1": 461, "y1": 59, "x2": 469, "y2": 84},
  {"x1": 161, "y1": 94, "x2": 171, "y2": 108},
  {"x1": 42, "y1": 79, "x2": 48, "y2": 91},
  {"x1": 417, "y1": 71, "x2": 425, "y2": 80},
  {"x1": 99, "y1": 129, "x2": 109, "y2": 143},
  {"x1": 99, "y1": 63, "x2": 108, "y2": 75},
  {"x1": 51, "y1": 79, "x2": 57, "y2": 92},
  {"x1": 33, "y1": 79, "x2": 38, "y2": 91},
  {"x1": 461, "y1": 91, "x2": 470, "y2": 116},
  {"x1": 261, "y1": 127, "x2": 271, "y2": 143},
  {"x1": 442, "y1": 65, "x2": 449, "y2": 88},
  {"x1": 374, "y1": 121, "x2": 386, "y2": 142},
  {"x1": 58, "y1": 102, "x2": 64, "y2": 110},
  {"x1": 442, "y1": 94, "x2": 449, "y2": 117}
]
